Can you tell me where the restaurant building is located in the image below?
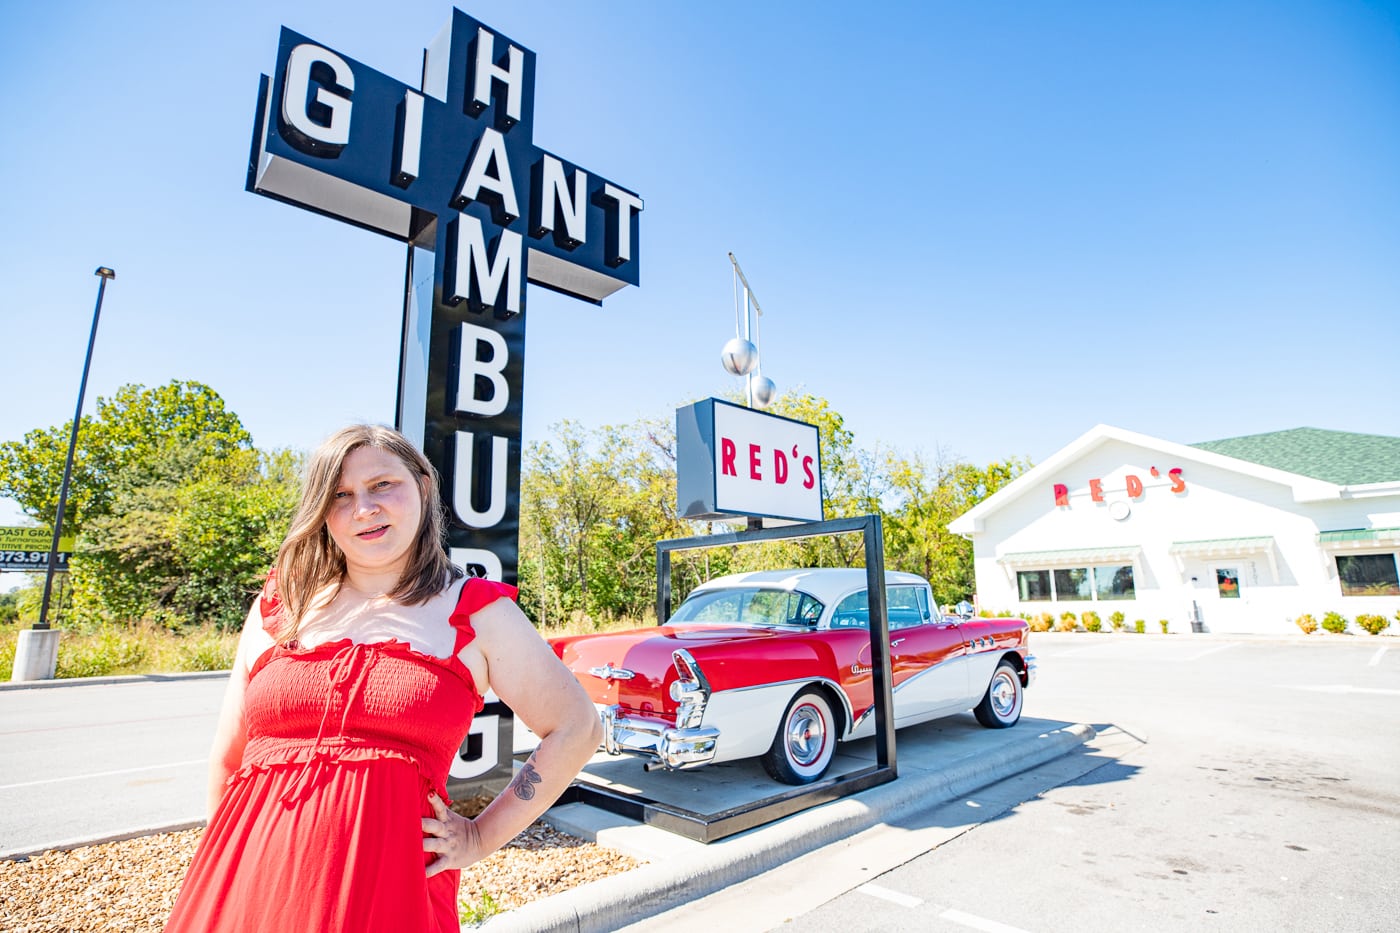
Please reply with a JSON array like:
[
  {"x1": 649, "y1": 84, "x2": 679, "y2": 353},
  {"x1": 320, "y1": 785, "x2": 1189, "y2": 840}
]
[{"x1": 949, "y1": 426, "x2": 1400, "y2": 635}]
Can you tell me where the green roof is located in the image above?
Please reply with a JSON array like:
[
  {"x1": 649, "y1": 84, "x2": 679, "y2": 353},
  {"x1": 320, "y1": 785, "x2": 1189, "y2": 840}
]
[{"x1": 1190, "y1": 428, "x2": 1400, "y2": 485}]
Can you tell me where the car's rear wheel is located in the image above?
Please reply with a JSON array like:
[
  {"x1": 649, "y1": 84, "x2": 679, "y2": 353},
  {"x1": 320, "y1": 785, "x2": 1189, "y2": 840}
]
[
  {"x1": 974, "y1": 659, "x2": 1023, "y2": 728},
  {"x1": 762, "y1": 689, "x2": 836, "y2": 784}
]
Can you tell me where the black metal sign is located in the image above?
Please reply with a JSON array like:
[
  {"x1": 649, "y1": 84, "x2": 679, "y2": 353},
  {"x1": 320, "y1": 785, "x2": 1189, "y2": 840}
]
[{"x1": 247, "y1": 8, "x2": 642, "y2": 585}]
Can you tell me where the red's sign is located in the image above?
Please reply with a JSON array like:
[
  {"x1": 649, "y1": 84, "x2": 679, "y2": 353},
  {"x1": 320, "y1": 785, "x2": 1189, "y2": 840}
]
[{"x1": 1054, "y1": 466, "x2": 1184, "y2": 507}]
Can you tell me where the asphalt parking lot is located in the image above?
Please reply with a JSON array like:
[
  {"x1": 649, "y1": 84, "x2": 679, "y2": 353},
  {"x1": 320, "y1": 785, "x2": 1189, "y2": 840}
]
[
  {"x1": 608, "y1": 633, "x2": 1400, "y2": 933},
  {"x1": 3, "y1": 632, "x2": 1396, "y2": 932}
]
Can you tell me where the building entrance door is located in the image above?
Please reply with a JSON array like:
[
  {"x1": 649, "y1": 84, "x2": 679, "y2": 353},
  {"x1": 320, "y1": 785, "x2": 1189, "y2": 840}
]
[{"x1": 1201, "y1": 563, "x2": 1252, "y2": 632}]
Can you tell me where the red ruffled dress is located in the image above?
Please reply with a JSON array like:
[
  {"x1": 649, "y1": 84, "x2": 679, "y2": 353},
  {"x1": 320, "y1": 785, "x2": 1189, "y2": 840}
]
[{"x1": 165, "y1": 577, "x2": 516, "y2": 932}]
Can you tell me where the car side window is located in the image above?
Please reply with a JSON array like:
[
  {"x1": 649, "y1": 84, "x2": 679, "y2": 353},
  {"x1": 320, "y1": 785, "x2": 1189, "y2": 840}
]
[
  {"x1": 830, "y1": 590, "x2": 869, "y2": 628},
  {"x1": 887, "y1": 586, "x2": 926, "y2": 630}
]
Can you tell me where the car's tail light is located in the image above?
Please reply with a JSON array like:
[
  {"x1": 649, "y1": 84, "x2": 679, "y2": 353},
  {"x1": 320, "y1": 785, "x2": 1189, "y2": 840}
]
[{"x1": 670, "y1": 649, "x2": 710, "y2": 729}]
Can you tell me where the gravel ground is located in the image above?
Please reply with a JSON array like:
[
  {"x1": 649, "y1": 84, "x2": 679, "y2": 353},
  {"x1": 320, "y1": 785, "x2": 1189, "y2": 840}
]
[{"x1": 0, "y1": 797, "x2": 640, "y2": 931}]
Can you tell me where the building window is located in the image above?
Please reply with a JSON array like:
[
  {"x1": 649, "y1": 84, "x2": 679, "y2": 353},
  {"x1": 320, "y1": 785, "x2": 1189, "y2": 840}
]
[
  {"x1": 1095, "y1": 565, "x2": 1136, "y2": 600},
  {"x1": 1216, "y1": 568, "x2": 1240, "y2": 598},
  {"x1": 1053, "y1": 568, "x2": 1092, "y2": 600},
  {"x1": 1336, "y1": 554, "x2": 1400, "y2": 597},
  {"x1": 1018, "y1": 570, "x2": 1051, "y2": 601}
]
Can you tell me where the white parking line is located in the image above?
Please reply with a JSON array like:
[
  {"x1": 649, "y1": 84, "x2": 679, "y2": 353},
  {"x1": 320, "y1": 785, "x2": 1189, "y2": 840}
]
[
  {"x1": 1182, "y1": 643, "x2": 1237, "y2": 661},
  {"x1": 940, "y1": 906, "x2": 1034, "y2": 933},
  {"x1": 857, "y1": 883, "x2": 923, "y2": 908},
  {"x1": 1282, "y1": 685, "x2": 1400, "y2": 696},
  {"x1": 1368, "y1": 646, "x2": 1388, "y2": 667},
  {"x1": 0, "y1": 759, "x2": 206, "y2": 792}
]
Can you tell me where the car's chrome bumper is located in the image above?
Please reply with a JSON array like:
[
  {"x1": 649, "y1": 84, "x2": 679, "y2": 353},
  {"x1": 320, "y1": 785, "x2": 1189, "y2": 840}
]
[
  {"x1": 1024, "y1": 653, "x2": 1038, "y2": 687},
  {"x1": 601, "y1": 705, "x2": 720, "y2": 770}
]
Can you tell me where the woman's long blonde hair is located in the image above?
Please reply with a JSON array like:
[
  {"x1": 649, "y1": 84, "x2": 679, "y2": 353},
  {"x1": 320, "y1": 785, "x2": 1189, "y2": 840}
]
[{"x1": 269, "y1": 425, "x2": 461, "y2": 642}]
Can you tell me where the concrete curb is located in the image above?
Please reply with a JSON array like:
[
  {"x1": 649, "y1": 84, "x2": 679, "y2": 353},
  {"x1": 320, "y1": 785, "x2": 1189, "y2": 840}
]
[
  {"x1": 479, "y1": 722, "x2": 1096, "y2": 933},
  {"x1": 0, "y1": 670, "x2": 230, "y2": 692},
  {"x1": 1, "y1": 819, "x2": 207, "y2": 862}
]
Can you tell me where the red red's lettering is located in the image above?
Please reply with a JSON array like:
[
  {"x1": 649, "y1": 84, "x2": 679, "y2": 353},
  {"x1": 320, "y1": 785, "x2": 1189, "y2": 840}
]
[
  {"x1": 1125, "y1": 474, "x2": 1143, "y2": 498},
  {"x1": 1053, "y1": 483, "x2": 1069, "y2": 506},
  {"x1": 1169, "y1": 467, "x2": 1185, "y2": 493},
  {"x1": 774, "y1": 449, "x2": 789, "y2": 484},
  {"x1": 1089, "y1": 478, "x2": 1104, "y2": 502},
  {"x1": 721, "y1": 437, "x2": 737, "y2": 477},
  {"x1": 749, "y1": 444, "x2": 762, "y2": 480},
  {"x1": 802, "y1": 456, "x2": 815, "y2": 489}
]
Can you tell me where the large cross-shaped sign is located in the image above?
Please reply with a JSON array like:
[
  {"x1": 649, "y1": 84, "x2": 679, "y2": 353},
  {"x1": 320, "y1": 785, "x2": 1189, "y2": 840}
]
[{"x1": 247, "y1": 7, "x2": 642, "y2": 585}]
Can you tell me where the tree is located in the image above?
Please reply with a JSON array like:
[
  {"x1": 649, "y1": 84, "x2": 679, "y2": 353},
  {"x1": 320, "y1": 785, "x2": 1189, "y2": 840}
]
[
  {"x1": 520, "y1": 419, "x2": 696, "y2": 625},
  {"x1": 0, "y1": 381, "x2": 296, "y2": 629},
  {"x1": 70, "y1": 441, "x2": 301, "y2": 630},
  {"x1": 0, "y1": 380, "x2": 251, "y2": 531},
  {"x1": 884, "y1": 450, "x2": 1030, "y2": 607}
]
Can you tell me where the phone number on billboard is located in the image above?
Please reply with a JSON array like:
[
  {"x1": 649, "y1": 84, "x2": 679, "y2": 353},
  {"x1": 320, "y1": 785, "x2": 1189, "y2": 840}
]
[{"x1": 0, "y1": 551, "x2": 68, "y2": 565}]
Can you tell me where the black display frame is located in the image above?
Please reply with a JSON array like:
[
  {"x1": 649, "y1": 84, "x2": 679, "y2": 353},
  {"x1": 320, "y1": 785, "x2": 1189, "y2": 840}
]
[{"x1": 558, "y1": 514, "x2": 898, "y2": 843}]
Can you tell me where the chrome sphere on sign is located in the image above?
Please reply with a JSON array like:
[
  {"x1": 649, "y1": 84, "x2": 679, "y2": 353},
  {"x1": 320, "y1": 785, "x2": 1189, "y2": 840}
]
[
  {"x1": 721, "y1": 337, "x2": 758, "y2": 376},
  {"x1": 751, "y1": 372, "x2": 777, "y2": 408}
]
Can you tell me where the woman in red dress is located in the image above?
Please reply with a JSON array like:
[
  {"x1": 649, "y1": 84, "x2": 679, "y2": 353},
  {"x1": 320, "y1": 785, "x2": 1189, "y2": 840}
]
[{"x1": 165, "y1": 425, "x2": 602, "y2": 931}]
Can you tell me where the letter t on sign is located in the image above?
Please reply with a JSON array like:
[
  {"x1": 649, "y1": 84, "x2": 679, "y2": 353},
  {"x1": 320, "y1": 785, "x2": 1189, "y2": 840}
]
[{"x1": 247, "y1": 9, "x2": 642, "y2": 586}]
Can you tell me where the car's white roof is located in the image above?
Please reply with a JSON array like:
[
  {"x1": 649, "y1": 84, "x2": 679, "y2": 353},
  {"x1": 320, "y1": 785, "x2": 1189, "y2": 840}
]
[{"x1": 690, "y1": 568, "x2": 927, "y2": 605}]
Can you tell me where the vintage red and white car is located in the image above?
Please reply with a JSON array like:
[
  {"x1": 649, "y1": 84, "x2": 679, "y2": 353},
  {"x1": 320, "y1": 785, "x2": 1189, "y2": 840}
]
[{"x1": 549, "y1": 569, "x2": 1036, "y2": 784}]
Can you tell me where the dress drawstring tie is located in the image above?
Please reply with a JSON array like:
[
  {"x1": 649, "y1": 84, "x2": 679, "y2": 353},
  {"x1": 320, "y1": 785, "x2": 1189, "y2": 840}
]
[{"x1": 279, "y1": 642, "x2": 374, "y2": 806}]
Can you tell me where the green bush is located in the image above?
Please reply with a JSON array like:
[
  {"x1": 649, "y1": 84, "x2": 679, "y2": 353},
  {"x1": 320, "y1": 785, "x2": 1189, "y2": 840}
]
[
  {"x1": 1355, "y1": 613, "x2": 1390, "y2": 636},
  {"x1": 179, "y1": 632, "x2": 239, "y2": 671},
  {"x1": 55, "y1": 627, "x2": 148, "y2": 678},
  {"x1": 1321, "y1": 611, "x2": 1348, "y2": 635},
  {"x1": 1082, "y1": 610, "x2": 1102, "y2": 633},
  {"x1": 1158, "y1": 619, "x2": 1170, "y2": 634},
  {"x1": 1109, "y1": 610, "x2": 1125, "y2": 631},
  {"x1": 1057, "y1": 611, "x2": 1078, "y2": 632},
  {"x1": 0, "y1": 627, "x2": 16, "y2": 678},
  {"x1": 1294, "y1": 613, "x2": 1318, "y2": 635},
  {"x1": 1134, "y1": 619, "x2": 1146, "y2": 634}
]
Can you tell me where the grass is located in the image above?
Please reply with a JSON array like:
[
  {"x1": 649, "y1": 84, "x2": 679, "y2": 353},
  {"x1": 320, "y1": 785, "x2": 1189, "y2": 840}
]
[
  {"x1": 459, "y1": 890, "x2": 502, "y2": 926},
  {"x1": 1, "y1": 611, "x2": 647, "y2": 680},
  {"x1": 1, "y1": 622, "x2": 239, "y2": 680}
]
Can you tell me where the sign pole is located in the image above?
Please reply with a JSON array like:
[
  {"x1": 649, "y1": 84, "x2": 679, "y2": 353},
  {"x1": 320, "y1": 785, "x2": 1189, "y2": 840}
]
[{"x1": 36, "y1": 266, "x2": 114, "y2": 631}]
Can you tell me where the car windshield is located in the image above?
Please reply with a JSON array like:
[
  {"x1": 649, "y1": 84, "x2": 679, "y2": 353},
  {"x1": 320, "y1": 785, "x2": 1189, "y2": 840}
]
[{"x1": 669, "y1": 587, "x2": 825, "y2": 628}]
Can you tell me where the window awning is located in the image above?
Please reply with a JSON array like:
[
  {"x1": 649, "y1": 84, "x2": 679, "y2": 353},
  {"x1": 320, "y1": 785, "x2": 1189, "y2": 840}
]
[
  {"x1": 1317, "y1": 528, "x2": 1400, "y2": 550},
  {"x1": 998, "y1": 546, "x2": 1141, "y2": 568},
  {"x1": 1169, "y1": 536, "x2": 1279, "y2": 582},
  {"x1": 1168, "y1": 536, "x2": 1276, "y2": 558}
]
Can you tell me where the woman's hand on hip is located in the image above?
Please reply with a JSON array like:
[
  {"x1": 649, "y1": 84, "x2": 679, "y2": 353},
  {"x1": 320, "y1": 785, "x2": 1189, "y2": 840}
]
[{"x1": 422, "y1": 791, "x2": 484, "y2": 877}]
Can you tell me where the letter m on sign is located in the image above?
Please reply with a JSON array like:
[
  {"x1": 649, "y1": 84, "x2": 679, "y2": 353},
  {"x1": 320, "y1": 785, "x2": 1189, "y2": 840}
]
[{"x1": 247, "y1": 8, "x2": 642, "y2": 585}]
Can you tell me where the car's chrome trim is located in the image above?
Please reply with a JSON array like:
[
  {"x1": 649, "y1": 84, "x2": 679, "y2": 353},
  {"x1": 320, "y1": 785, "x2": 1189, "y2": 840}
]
[
  {"x1": 708, "y1": 675, "x2": 855, "y2": 736},
  {"x1": 587, "y1": 663, "x2": 635, "y2": 681},
  {"x1": 601, "y1": 705, "x2": 720, "y2": 769}
]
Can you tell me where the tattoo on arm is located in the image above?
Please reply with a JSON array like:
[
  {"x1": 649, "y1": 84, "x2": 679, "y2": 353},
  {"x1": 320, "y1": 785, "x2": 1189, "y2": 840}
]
[{"x1": 509, "y1": 758, "x2": 544, "y2": 801}]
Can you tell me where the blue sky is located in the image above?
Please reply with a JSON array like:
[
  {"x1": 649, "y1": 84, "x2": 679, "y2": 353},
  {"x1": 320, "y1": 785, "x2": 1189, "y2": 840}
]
[{"x1": 2, "y1": 0, "x2": 1398, "y2": 528}]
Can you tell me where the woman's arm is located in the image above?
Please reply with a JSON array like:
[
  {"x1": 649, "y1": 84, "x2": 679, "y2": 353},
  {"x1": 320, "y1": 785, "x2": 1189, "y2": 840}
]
[
  {"x1": 204, "y1": 603, "x2": 271, "y2": 818},
  {"x1": 423, "y1": 597, "x2": 602, "y2": 875}
]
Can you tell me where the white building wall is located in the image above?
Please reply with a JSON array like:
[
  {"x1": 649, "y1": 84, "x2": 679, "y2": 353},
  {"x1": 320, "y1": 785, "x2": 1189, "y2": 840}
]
[{"x1": 968, "y1": 438, "x2": 1400, "y2": 635}]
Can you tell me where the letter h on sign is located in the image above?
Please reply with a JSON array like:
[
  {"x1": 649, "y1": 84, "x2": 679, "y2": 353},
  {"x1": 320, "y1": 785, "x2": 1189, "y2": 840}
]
[{"x1": 248, "y1": 9, "x2": 642, "y2": 584}]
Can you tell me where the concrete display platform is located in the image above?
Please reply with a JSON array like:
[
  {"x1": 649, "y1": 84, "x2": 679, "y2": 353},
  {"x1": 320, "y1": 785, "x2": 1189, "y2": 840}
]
[{"x1": 485, "y1": 713, "x2": 1096, "y2": 932}]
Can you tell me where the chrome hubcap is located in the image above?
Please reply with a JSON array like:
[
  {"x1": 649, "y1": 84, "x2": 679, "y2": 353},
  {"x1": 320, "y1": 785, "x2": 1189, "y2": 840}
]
[
  {"x1": 990, "y1": 672, "x2": 1019, "y2": 718},
  {"x1": 787, "y1": 704, "x2": 826, "y2": 766}
]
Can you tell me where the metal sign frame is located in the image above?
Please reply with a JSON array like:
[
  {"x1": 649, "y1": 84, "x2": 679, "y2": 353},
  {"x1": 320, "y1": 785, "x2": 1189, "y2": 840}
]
[{"x1": 561, "y1": 514, "x2": 897, "y2": 843}]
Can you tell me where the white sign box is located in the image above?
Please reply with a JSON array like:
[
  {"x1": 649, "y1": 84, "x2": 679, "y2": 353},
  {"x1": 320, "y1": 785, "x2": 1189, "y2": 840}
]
[{"x1": 676, "y1": 398, "x2": 823, "y2": 523}]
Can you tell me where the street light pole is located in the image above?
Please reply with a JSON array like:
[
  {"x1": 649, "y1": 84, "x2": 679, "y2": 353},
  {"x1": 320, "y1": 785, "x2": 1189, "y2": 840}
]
[{"x1": 36, "y1": 266, "x2": 115, "y2": 631}]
